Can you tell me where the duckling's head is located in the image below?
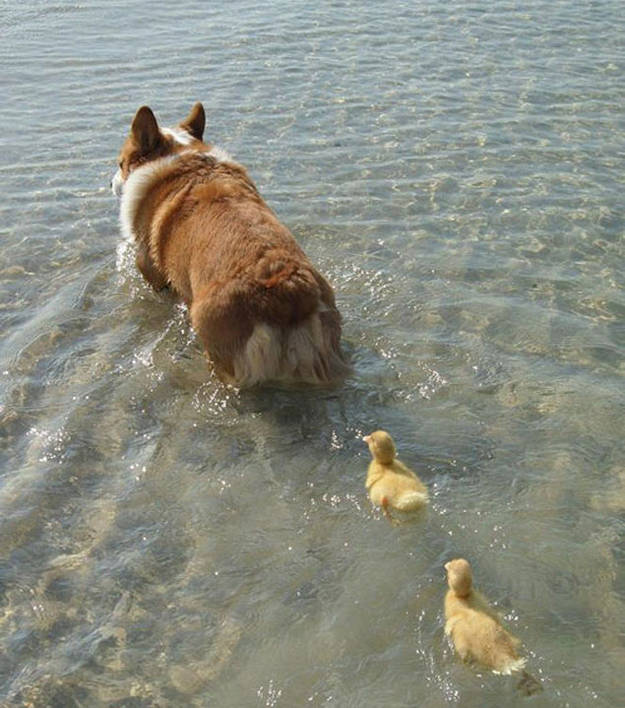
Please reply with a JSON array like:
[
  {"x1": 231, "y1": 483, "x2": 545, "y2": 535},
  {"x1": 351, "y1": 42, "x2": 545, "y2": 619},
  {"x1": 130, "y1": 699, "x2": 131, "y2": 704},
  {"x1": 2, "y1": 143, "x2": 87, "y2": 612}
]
[
  {"x1": 445, "y1": 558, "x2": 473, "y2": 597},
  {"x1": 363, "y1": 430, "x2": 396, "y2": 465}
]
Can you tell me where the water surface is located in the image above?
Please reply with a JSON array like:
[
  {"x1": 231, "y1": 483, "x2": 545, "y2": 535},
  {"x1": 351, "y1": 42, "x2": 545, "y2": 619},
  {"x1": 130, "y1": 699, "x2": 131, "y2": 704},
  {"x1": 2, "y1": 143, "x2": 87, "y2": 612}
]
[{"x1": 1, "y1": 1, "x2": 624, "y2": 706}]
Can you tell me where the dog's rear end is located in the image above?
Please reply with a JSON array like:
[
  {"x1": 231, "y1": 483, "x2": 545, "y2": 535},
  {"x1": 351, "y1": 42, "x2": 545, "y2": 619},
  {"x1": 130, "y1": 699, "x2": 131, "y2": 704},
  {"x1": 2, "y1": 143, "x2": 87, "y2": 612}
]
[{"x1": 190, "y1": 247, "x2": 348, "y2": 387}]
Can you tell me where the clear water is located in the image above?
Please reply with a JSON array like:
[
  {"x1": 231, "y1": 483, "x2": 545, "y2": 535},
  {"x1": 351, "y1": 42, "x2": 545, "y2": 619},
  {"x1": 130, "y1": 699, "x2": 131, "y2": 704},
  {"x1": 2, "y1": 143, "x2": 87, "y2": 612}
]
[{"x1": 1, "y1": 1, "x2": 624, "y2": 706}]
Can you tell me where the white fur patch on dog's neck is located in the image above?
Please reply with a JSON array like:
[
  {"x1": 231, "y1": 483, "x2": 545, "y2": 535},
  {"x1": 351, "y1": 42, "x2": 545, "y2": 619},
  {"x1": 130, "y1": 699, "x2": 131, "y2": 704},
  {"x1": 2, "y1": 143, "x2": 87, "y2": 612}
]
[
  {"x1": 206, "y1": 145, "x2": 233, "y2": 163},
  {"x1": 118, "y1": 135, "x2": 234, "y2": 241},
  {"x1": 161, "y1": 125, "x2": 233, "y2": 162},
  {"x1": 161, "y1": 126, "x2": 194, "y2": 145},
  {"x1": 161, "y1": 127, "x2": 233, "y2": 163},
  {"x1": 119, "y1": 155, "x2": 176, "y2": 241}
]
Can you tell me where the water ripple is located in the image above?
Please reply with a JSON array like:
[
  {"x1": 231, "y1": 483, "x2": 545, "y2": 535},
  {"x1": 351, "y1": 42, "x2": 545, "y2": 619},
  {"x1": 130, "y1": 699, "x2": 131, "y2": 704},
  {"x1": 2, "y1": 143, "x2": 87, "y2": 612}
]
[{"x1": 1, "y1": 1, "x2": 624, "y2": 706}]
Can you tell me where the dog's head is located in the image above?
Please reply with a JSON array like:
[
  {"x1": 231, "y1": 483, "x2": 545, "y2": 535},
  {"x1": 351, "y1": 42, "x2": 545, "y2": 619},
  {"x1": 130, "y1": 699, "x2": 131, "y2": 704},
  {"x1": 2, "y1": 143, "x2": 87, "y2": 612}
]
[{"x1": 111, "y1": 102, "x2": 206, "y2": 196}]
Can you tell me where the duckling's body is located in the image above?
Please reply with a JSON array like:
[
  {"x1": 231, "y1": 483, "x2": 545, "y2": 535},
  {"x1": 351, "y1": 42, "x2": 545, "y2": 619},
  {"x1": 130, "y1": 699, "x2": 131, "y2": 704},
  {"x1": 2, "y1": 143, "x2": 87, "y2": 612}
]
[
  {"x1": 364, "y1": 431, "x2": 428, "y2": 515},
  {"x1": 366, "y1": 458, "x2": 429, "y2": 511},
  {"x1": 444, "y1": 559, "x2": 525, "y2": 675}
]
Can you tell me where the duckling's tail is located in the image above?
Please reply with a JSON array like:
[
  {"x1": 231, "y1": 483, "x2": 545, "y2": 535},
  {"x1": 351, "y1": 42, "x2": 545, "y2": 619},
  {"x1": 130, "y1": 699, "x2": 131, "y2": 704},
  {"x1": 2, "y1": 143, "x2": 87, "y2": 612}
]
[
  {"x1": 395, "y1": 491, "x2": 429, "y2": 511},
  {"x1": 490, "y1": 653, "x2": 524, "y2": 676}
]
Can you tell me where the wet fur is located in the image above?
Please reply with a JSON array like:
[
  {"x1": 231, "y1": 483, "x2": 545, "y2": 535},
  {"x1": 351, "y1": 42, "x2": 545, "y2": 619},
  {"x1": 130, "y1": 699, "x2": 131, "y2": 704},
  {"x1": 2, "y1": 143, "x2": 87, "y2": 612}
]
[{"x1": 113, "y1": 103, "x2": 348, "y2": 387}]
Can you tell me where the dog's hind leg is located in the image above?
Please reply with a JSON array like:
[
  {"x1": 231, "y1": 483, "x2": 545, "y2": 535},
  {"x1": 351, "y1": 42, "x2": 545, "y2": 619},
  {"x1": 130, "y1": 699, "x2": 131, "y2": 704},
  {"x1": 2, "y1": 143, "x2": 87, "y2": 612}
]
[
  {"x1": 136, "y1": 242, "x2": 168, "y2": 291},
  {"x1": 189, "y1": 292, "x2": 254, "y2": 385}
]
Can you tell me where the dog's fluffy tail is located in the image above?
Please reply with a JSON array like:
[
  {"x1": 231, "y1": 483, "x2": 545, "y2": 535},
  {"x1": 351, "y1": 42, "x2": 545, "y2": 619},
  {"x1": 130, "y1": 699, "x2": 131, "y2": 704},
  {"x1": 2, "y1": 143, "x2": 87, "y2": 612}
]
[
  {"x1": 230, "y1": 309, "x2": 349, "y2": 388},
  {"x1": 190, "y1": 263, "x2": 349, "y2": 388}
]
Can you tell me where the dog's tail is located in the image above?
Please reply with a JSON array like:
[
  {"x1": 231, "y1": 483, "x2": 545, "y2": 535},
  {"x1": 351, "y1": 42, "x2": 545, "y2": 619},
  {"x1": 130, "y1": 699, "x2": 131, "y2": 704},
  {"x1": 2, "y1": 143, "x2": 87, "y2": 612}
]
[
  {"x1": 191, "y1": 259, "x2": 349, "y2": 388},
  {"x1": 230, "y1": 306, "x2": 349, "y2": 387}
]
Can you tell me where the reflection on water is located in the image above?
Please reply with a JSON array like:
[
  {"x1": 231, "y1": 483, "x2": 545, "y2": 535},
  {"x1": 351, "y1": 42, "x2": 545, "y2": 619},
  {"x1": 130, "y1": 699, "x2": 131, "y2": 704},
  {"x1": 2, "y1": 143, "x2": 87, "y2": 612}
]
[{"x1": 1, "y1": 1, "x2": 624, "y2": 706}]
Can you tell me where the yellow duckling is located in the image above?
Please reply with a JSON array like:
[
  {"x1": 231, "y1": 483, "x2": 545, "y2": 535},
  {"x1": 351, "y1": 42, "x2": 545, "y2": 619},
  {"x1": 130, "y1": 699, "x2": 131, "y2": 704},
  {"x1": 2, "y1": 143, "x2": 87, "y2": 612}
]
[
  {"x1": 363, "y1": 430, "x2": 428, "y2": 521},
  {"x1": 444, "y1": 558, "x2": 542, "y2": 693}
]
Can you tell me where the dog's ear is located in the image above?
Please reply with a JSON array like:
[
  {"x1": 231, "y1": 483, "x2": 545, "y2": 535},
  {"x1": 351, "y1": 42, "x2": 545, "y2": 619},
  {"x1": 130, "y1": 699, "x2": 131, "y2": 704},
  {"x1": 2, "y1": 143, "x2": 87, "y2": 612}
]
[
  {"x1": 180, "y1": 102, "x2": 205, "y2": 141},
  {"x1": 131, "y1": 106, "x2": 161, "y2": 153}
]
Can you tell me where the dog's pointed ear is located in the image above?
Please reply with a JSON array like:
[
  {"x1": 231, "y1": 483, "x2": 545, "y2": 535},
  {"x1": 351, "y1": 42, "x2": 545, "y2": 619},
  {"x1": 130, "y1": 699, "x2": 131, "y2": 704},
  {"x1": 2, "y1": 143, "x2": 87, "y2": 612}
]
[
  {"x1": 131, "y1": 106, "x2": 161, "y2": 153},
  {"x1": 180, "y1": 102, "x2": 205, "y2": 141}
]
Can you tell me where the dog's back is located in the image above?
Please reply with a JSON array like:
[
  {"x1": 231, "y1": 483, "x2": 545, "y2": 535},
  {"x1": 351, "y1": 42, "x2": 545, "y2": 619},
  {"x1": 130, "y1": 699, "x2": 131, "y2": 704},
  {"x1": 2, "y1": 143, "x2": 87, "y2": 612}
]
[{"x1": 155, "y1": 156, "x2": 347, "y2": 386}]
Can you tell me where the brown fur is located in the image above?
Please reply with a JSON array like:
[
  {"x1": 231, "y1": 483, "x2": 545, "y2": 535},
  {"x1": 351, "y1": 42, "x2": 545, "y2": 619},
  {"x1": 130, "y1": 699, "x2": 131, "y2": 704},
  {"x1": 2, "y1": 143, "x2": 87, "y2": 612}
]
[{"x1": 114, "y1": 103, "x2": 348, "y2": 387}]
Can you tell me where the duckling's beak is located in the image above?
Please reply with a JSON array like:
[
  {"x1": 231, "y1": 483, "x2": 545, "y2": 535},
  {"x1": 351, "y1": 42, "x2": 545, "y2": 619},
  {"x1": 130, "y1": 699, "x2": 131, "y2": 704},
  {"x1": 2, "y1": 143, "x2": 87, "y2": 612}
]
[{"x1": 363, "y1": 435, "x2": 371, "y2": 444}]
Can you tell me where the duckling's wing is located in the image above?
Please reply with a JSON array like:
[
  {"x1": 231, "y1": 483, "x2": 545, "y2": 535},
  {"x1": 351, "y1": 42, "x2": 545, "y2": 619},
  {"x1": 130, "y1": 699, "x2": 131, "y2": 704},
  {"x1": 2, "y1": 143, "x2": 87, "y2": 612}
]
[
  {"x1": 471, "y1": 590, "x2": 503, "y2": 622},
  {"x1": 392, "y1": 459, "x2": 418, "y2": 479},
  {"x1": 444, "y1": 615, "x2": 460, "y2": 637},
  {"x1": 365, "y1": 461, "x2": 385, "y2": 490}
]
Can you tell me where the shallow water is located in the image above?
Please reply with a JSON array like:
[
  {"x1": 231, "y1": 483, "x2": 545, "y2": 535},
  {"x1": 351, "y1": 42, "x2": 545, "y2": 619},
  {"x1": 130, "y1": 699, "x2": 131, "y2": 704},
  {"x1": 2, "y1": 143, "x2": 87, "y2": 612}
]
[{"x1": 1, "y1": 1, "x2": 624, "y2": 705}]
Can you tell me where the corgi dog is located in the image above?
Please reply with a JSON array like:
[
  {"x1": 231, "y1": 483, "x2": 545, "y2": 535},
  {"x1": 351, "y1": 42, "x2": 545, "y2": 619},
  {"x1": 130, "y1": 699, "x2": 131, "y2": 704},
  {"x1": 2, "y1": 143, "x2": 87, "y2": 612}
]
[
  {"x1": 111, "y1": 102, "x2": 348, "y2": 388},
  {"x1": 444, "y1": 558, "x2": 542, "y2": 694},
  {"x1": 363, "y1": 430, "x2": 428, "y2": 522}
]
